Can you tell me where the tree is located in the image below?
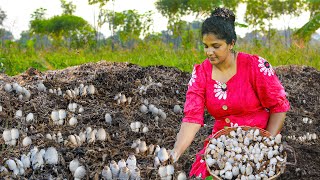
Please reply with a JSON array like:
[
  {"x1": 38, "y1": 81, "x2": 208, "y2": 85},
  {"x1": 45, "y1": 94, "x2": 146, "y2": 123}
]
[
  {"x1": 98, "y1": 9, "x2": 153, "y2": 48},
  {"x1": 244, "y1": 0, "x2": 305, "y2": 31},
  {"x1": 61, "y1": 0, "x2": 76, "y2": 15},
  {"x1": 0, "y1": 28, "x2": 14, "y2": 49},
  {"x1": 155, "y1": 0, "x2": 188, "y2": 40},
  {"x1": 17, "y1": 30, "x2": 51, "y2": 49},
  {"x1": 88, "y1": 0, "x2": 111, "y2": 8},
  {"x1": 0, "y1": 29, "x2": 14, "y2": 40},
  {"x1": 155, "y1": 0, "x2": 310, "y2": 42},
  {"x1": 0, "y1": 8, "x2": 6, "y2": 26},
  {"x1": 31, "y1": 8, "x2": 47, "y2": 20},
  {"x1": 155, "y1": 0, "x2": 239, "y2": 49},
  {"x1": 306, "y1": 0, "x2": 320, "y2": 18},
  {"x1": 30, "y1": 15, "x2": 95, "y2": 48},
  {"x1": 294, "y1": 12, "x2": 320, "y2": 43},
  {"x1": 292, "y1": 0, "x2": 320, "y2": 43}
]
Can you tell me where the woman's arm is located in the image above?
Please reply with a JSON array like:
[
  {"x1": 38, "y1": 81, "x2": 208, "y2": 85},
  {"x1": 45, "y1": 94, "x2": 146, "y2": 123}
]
[
  {"x1": 171, "y1": 122, "x2": 201, "y2": 162},
  {"x1": 266, "y1": 112, "x2": 286, "y2": 136}
]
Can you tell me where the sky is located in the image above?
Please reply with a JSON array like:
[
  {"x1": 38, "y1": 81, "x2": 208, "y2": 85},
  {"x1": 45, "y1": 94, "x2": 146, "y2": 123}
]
[{"x1": 0, "y1": 0, "x2": 318, "y2": 40}]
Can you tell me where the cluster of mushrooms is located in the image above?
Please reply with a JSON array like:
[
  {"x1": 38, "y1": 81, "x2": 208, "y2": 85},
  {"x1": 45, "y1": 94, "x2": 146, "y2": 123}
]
[
  {"x1": 0, "y1": 77, "x2": 189, "y2": 180},
  {"x1": 4, "y1": 83, "x2": 31, "y2": 100},
  {"x1": 205, "y1": 126, "x2": 286, "y2": 180},
  {"x1": 1, "y1": 146, "x2": 59, "y2": 176}
]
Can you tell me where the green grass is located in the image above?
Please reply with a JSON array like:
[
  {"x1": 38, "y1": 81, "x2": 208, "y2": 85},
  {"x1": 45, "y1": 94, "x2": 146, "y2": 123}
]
[{"x1": 0, "y1": 41, "x2": 319, "y2": 76}]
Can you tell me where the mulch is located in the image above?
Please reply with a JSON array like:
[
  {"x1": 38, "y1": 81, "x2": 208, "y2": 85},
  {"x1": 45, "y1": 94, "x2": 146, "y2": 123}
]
[{"x1": 0, "y1": 61, "x2": 319, "y2": 179}]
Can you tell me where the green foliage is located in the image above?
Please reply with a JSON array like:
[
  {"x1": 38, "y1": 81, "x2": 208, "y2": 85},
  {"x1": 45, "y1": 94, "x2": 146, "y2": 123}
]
[
  {"x1": 155, "y1": 0, "x2": 241, "y2": 44},
  {"x1": 98, "y1": 9, "x2": 153, "y2": 45},
  {"x1": 245, "y1": 0, "x2": 305, "y2": 31},
  {"x1": 155, "y1": 0, "x2": 188, "y2": 38},
  {"x1": 31, "y1": 8, "x2": 47, "y2": 20},
  {"x1": 269, "y1": 0, "x2": 304, "y2": 17},
  {"x1": 60, "y1": 0, "x2": 76, "y2": 15},
  {"x1": 118, "y1": 10, "x2": 142, "y2": 42},
  {"x1": 155, "y1": 0, "x2": 311, "y2": 37},
  {"x1": 30, "y1": 15, "x2": 95, "y2": 48},
  {"x1": 221, "y1": 0, "x2": 240, "y2": 12},
  {"x1": 88, "y1": 0, "x2": 110, "y2": 8},
  {"x1": 306, "y1": 0, "x2": 320, "y2": 18},
  {"x1": 47, "y1": 15, "x2": 89, "y2": 36},
  {"x1": 244, "y1": 0, "x2": 272, "y2": 30},
  {"x1": 235, "y1": 22, "x2": 249, "y2": 28},
  {"x1": 30, "y1": 19, "x2": 49, "y2": 34},
  {"x1": 187, "y1": 0, "x2": 222, "y2": 15},
  {"x1": 179, "y1": 21, "x2": 202, "y2": 49},
  {"x1": 294, "y1": 12, "x2": 320, "y2": 42},
  {"x1": 155, "y1": 0, "x2": 234, "y2": 17},
  {"x1": 0, "y1": 7, "x2": 6, "y2": 26},
  {"x1": 1, "y1": 38, "x2": 319, "y2": 76},
  {"x1": 0, "y1": 29, "x2": 14, "y2": 50},
  {"x1": 155, "y1": 0, "x2": 188, "y2": 18},
  {"x1": 0, "y1": 28, "x2": 14, "y2": 41}
]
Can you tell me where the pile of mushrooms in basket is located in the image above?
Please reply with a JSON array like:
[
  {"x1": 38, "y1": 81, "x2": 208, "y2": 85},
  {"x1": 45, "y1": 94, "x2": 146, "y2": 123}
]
[{"x1": 204, "y1": 126, "x2": 288, "y2": 180}]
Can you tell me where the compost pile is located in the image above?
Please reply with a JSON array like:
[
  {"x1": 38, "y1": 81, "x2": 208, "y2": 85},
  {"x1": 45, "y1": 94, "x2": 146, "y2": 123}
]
[{"x1": 0, "y1": 61, "x2": 319, "y2": 180}]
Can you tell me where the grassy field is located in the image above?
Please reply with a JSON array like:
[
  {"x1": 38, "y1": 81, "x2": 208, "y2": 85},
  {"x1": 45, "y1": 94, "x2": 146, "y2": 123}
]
[{"x1": 0, "y1": 41, "x2": 319, "y2": 76}]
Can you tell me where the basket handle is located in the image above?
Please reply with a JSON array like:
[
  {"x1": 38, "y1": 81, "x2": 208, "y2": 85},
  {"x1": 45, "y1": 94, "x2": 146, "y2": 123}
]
[{"x1": 284, "y1": 144, "x2": 297, "y2": 166}]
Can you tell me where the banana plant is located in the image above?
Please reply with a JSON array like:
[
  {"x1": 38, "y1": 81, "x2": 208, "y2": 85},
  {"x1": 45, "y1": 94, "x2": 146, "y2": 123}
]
[{"x1": 294, "y1": 12, "x2": 320, "y2": 42}]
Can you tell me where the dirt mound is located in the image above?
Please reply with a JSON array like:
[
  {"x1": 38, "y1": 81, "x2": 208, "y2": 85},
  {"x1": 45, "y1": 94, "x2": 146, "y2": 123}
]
[{"x1": 0, "y1": 61, "x2": 319, "y2": 179}]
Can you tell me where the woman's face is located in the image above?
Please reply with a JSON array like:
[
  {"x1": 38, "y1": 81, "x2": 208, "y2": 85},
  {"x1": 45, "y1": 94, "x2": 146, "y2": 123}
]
[{"x1": 202, "y1": 33, "x2": 234, "y2": 65}]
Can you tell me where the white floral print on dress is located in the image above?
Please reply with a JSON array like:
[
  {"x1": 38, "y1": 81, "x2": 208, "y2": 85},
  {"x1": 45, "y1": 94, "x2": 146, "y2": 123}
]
[
  {"x1": 258, "y1": 57, "x2": 274, "y2": 76},
  {"x1": 188, "y1": 67, "x2": 197, "y2": 86},
  {"x1": 214, "y1": 81, "x2": 227, "y2": 100}
]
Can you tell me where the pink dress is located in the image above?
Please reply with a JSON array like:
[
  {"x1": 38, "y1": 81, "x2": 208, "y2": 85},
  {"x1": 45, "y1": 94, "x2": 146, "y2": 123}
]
[{"x1": 182, "y1": 52, "x2": 290, "y2": 179}]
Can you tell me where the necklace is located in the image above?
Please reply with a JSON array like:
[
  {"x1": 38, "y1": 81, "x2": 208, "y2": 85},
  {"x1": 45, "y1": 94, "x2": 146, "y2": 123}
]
[{"x1": 220, "y1": 51, "x2": 236, "y2": 91}]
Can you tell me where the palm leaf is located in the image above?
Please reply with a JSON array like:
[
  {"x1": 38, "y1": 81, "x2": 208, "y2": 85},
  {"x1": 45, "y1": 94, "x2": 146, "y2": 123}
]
[{"x1": 294, "y1": 12, "x2": 320, "y2": 42}]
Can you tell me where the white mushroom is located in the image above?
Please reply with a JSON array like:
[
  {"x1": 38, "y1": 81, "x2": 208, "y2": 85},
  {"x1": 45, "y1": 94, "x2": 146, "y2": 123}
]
[
  {"x1": 87, "y1": 85, "x2": 95, "y2": 95},
  {"x1": 44, "y1": 147, "x2": 59, "y2": 165},
  {"x1": 117, "y1": 159, "x2": 126, "y2": 169},
  {"x1": 173, "y1": 105, "x2": 182, "y2": 114},
  {"x1": 74, "y1": 166, "x2": 86, "y2": 179},
  {"x1": 4, "y1": 83, "x2": 12, "y2": 92},
  {"x1": 22, "y1": 136, "x2": 32, "y2": 146},
  {"x1": 96, "y1": 128, "x2": 107, "y2": 141},
  {"x1": 101, "y1": 166, "x2": 112, "y2": 180},
  {"x1": 69, "y1": 159, "x2": 80, "y2": 174},
  {"x1": 119, "y1": 167, "x2": 130, "y2": 180},
  {"x1": 105, "y1": 113, "x2": 112, "y2": 124},
  {"x1": 275, "y1": 134, "x2": 282, "y2": 144},
  {"x1": 138, "y1": 141, "x2": 148, "y2": 153},
  {"x1": 69, "y1": 117, "x2": 78, "y2": 126},
  {"x1": 157, "y1": 147, "x2": 169, "y2": 163},
  {"x1": 26, "y1": 113, "x2": 34, "y2": 122},
  {"x1": 177, "y1": 171, "x2": 187, "y2": 180},
  {"x1": 140, "y1": 104, "x2": 148, "y2": 114},
  {"x1": 110, "y1": 160, "x2": 120, "y2": 178}
]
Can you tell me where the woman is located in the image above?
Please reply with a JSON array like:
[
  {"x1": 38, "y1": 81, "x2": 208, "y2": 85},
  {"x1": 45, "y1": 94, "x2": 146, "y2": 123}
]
[{"x1": 170, "y1": 7, "x2": 290, "y2": 179}]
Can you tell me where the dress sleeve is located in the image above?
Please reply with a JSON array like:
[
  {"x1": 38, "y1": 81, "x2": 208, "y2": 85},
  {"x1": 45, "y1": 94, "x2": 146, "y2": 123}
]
[
  {"x1": 182, "y1": 64, "x2": 206, "y2": 126},
  {"x1": 251, "y1": 55, "x2": 290, "y2": 113}
]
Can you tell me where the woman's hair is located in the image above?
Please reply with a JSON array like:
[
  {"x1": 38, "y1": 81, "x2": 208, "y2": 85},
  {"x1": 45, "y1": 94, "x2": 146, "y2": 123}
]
[{"x1": 201, "y1": 7, "x2": 237, "y2": 44}]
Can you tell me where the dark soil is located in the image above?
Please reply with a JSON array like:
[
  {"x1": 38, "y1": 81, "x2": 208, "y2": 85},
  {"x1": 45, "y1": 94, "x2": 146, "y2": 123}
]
[{"x1": 0, "y1": 61, "x2": 319, "y2": 180}]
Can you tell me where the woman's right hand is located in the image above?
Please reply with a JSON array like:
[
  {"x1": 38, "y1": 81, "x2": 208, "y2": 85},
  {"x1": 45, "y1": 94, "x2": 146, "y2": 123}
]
[
  {"x1": 169, "y1": 149, "x2": 179, "y2": 163},
  {"x1": 170, "y1": 122, "x2": 201, "y2": 163}
]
